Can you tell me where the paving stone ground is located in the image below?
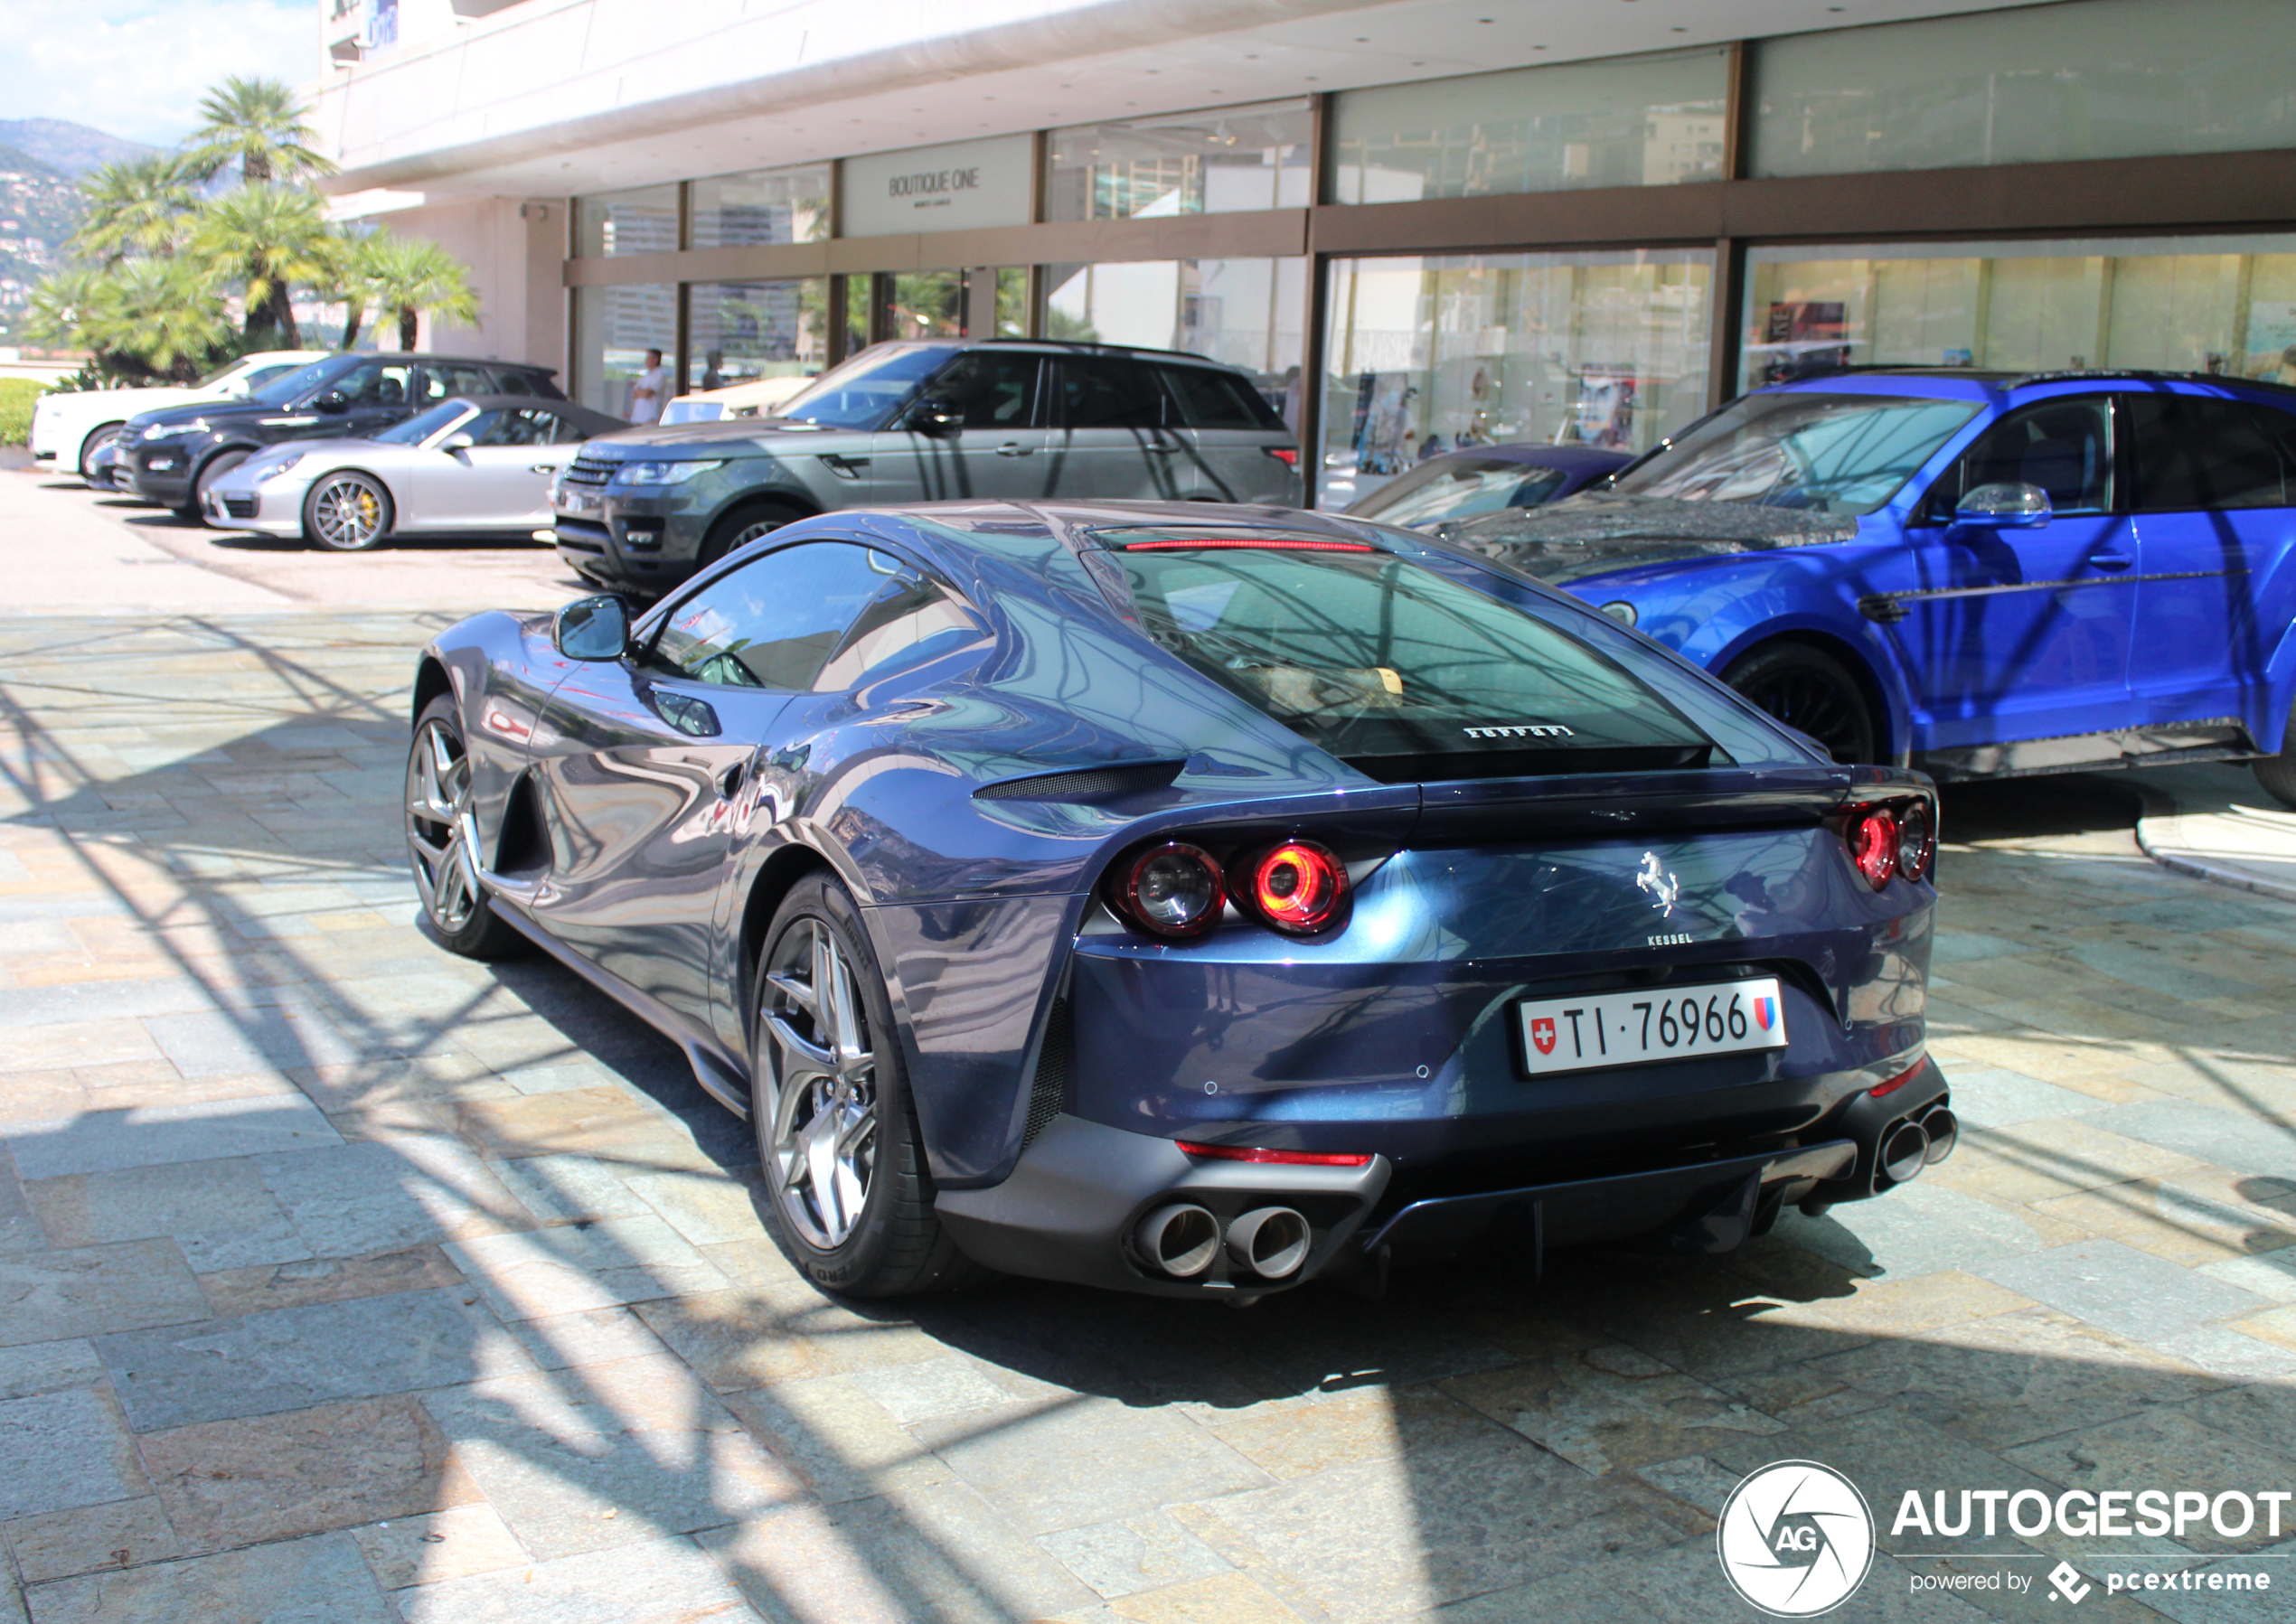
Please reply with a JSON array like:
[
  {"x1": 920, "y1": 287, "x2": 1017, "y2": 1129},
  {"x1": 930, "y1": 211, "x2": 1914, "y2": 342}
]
[{"x1": 1, "y1": 611, "x2": 2293, "y2": 1624}]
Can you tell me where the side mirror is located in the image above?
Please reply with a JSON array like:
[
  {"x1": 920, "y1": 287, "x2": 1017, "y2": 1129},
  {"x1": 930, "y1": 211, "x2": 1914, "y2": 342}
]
[
  {"x1": 1953, "y1": 482, "x2": 2051, "y2": 529},
  {"x1": 552, "y1": 593, "x2": 631, "y2": 662},
  {"x1": 315, "y1": 390, "x2": 351, "y2": 414},
  {"x1": 905, "y1": 398, "x2": 961, "y2": 436},
  {"x1": 440, "y1": 433, "x2": 475, "y2": 454}
]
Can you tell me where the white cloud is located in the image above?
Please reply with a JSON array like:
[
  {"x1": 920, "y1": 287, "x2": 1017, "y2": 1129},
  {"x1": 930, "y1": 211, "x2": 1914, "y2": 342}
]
[{"x1": 0, "y1": 0, "x2": 313, "y2": 148}]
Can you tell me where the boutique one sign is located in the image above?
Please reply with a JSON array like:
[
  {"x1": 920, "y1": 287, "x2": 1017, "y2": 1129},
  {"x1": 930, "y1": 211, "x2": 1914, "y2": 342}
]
[{"x1": 842, "y1": 136, "x2": 1032, "y2": 237}]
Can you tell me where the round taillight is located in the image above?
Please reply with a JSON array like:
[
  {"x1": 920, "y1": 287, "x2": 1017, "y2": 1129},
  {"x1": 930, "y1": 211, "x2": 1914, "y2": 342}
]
[
  {"x1": 1237, "y1": 840, "x2": 1349, "y2": 934},
  {"x1": 1896, "y1": 803, "x2": 1934, "y2": 880},
  {"x1": 1851, "y1": 809, "x2": 1897, "y2": 891},
  {"x1": 1116, "y1": 842, "x2": 1226, "y2": 938}
]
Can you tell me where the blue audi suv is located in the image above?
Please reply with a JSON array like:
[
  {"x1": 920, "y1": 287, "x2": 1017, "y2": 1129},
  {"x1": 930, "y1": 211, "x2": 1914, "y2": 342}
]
[{"x1": 1458, "y1": 371, "x2": 2296, "y2": 802}]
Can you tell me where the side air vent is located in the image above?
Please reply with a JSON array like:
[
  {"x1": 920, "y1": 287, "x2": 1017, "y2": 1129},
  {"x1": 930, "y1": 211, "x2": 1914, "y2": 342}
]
[
  {"x1": 1021, "y1": 997, "x2": 1071, "y2": 1149},
  {"x1": 975, "y1": 759, "x2": 1185, "y2": 803}
]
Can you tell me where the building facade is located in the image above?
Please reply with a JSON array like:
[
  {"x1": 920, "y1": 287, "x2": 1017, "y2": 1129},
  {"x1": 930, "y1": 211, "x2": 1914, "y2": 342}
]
[{"x1": 315, "y1": 0, "x2": 2296, "y2": 505}]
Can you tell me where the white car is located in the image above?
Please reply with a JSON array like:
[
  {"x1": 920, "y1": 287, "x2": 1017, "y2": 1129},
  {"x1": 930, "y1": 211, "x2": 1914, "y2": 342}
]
[
  {"x1": 203, "y1": 395, "x2": 625, "y2": 550},
  {"x1": 29, "y1": 350, "x2": 330, "y2": 482},
  {"x1": 658, "y1": 373, "x2": 815, "y2": 425}
]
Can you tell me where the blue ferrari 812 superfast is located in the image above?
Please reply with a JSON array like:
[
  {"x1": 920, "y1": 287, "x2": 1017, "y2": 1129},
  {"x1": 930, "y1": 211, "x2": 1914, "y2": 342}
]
[{"x1": 406, "y1": 501, "x2": 1953, "y2": 1299}]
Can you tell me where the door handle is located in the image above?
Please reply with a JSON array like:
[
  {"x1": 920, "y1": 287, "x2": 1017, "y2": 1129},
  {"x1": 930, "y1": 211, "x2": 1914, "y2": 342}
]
[
  {"x1": 1144, "y1": 444, "x2": 1179, "y2": 455},
  {"x1": 531, "y1": 464, "x2": 560, "y2": 474},
  {"x1": 994, "y1": 442, "x2": 1033, "y2": 457},
  {"x1": 2089, "y1": 550, "x2": 2134, "y2": 571}
]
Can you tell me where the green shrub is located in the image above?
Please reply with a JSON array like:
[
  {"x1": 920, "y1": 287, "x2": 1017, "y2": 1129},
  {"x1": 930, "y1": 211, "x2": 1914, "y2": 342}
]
[{"x1": 0, "y1": 377, "x2": 48, "y2": 445}]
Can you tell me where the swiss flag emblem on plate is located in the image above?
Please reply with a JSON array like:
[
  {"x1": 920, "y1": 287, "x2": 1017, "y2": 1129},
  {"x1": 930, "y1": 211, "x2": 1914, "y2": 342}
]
[{"x1": 1529, "y1": 1017, "x2": 1557, "y2": 1056}]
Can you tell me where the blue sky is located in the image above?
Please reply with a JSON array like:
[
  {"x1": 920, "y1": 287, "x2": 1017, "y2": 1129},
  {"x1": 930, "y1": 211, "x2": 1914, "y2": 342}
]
[{"x1": 0, "y1": 0, "x2": 315, "y2": 148}]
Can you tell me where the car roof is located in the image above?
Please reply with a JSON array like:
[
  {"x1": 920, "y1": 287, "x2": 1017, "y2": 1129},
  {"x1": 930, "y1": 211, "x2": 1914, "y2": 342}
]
[
  {"x1": 875, "y1": 337, "x2": 1258, "y2": 372},
  {"x1": 1766, "y1": 365, "x2": 2296, "y2": 404},
  {"x1": 435, "y1": 394, "x2": 621, "y2": 427},
  {"x1": 325, "y1": 352, "x2": 559, "y2": 375}
]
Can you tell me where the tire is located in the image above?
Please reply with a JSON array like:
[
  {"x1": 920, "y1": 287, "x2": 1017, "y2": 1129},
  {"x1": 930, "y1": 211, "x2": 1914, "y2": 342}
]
[
  {"x1": 404, "y1": 696, "x2": 524, "y2": 960},
  {"x1": 700, "y1": 501, "x2": 807, "y2": 569},
  {"x1": 190, "y1": 449, "x2": 252, "y2": 528},
  {"x1": 2253, "y1": 705, "x2": 2296, "y2": 807},
  {"x1": 752, "y1": 874, "x2": 978, "y2": 1297},
  {"x1": 1722, "y1": 642, "x2": 1878, "y2": 765},
  {"x1": 78, "y1": 424, "x2": 122, "y2": 483},
  {"x1": 303, "y1": 470, "x2": 394, "y2": 551}
]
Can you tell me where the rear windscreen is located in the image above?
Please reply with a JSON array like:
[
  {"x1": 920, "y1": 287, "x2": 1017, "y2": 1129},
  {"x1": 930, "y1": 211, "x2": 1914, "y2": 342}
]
[{"x1": 1102, "y1": 532, "x2": 1714, "y2": 781}]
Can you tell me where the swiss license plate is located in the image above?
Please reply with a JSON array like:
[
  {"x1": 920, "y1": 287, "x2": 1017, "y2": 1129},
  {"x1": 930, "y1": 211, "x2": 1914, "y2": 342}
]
[{"x1": 1517, "y1": 978, "x2": 1788, "y2": 1076}]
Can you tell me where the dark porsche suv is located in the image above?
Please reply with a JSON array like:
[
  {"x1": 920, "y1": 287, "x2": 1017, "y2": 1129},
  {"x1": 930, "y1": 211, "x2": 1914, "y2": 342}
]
[{"x1": 122, "y1": 352, "x2": 565, "y2": 521}]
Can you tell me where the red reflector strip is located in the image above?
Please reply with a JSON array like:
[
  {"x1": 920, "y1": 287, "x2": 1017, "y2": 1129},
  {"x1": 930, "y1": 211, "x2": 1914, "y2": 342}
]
[
  {"x1": 1116, "y1": 538, "x2": 1376, "y2": 552},
  {"x1": 1175, "y1": 1141, "x2": 1371, "y2": 1167},
  {"x1": 1868, "y1": 1057, "x2": 1928, "y2": 1098}
]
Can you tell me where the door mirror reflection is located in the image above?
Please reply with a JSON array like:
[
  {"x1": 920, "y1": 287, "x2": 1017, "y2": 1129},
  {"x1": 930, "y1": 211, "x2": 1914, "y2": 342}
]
[{"x1": 1953, "y1": 482, "x2": 2052, "y2": 529}]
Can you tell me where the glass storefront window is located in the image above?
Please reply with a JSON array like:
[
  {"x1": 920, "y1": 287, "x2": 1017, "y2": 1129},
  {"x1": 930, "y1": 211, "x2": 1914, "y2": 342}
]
[
  {"x1": 573, "y1": 185, "x2": 680, "y2": 258},
  {"x1": 881, "y1": 272, "x2": 965, "y2": 342},
  {"x1": 572, "y1": 282, "x2": 675, "y2": 418},
  {"x1": 1742, "y1": 235, "x2": 2296, "y2": 392},
  {"x1": 690, "y1": 164, "x2": 831, "y2": 248},
  {"x1": 685, "y1": 280, "x2": 828, "y2": 394},
  {"x1": 1045, "y1": 100, "x2": 1313, "y2": 221},
  {"x1": 1331, "y1": 51, "x2": 1727, "y2": 204},
  {"x1": 1753, "y1": 0, "x2": 2296, "y2": 178},
  {"x1": 1321, "y1": 250, "x2": 1713, "y2": 507},
  {"x1": 1044, "y1": 258, "x2": 1307, "y2": 427}
]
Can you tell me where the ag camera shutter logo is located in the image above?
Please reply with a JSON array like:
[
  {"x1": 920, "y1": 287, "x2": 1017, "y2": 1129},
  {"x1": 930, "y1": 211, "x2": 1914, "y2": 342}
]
[{"x1": 1717, "y1": 1460, "x2": 1876, "y2": 1616}]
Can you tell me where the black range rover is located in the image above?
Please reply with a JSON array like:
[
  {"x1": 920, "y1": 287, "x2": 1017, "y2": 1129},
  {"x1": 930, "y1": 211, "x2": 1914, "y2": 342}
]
[{"x1": 122, "y1": 352, "x2": 565, "y2": 521}]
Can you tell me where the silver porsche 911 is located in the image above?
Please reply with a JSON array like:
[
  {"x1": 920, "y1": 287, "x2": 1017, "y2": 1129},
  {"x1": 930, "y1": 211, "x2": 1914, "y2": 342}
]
[{"x1": 204, "y1": 395, "x2": 626, "y2": 550}]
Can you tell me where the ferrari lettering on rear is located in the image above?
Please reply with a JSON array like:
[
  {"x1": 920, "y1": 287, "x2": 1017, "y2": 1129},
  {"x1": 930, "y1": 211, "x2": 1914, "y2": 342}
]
[{"x1": 1462, "y1": 723, "x2": 1575, "y2": 739}]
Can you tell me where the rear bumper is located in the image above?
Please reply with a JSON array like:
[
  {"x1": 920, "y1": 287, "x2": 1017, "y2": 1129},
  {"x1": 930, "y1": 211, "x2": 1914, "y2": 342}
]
[{"x1": 936, "y1": 1066, "x2": 1948, "y2": 1298}]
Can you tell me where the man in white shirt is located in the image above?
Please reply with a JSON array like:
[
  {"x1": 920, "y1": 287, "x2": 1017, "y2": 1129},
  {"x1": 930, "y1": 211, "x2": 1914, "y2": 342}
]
[{"x1": 628, "y1": 349, "x2": 668, "y2": 424}]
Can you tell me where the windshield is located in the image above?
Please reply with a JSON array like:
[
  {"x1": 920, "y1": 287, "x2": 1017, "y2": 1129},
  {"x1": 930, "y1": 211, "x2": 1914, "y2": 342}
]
[
  {"x1": 250, "y1": 356, "x2": 353, "y2": 408},
  {"x1": 375, "y1": 402, "x2": 468, "y2": 446},
  {"x1": 1104, "y1": 530, "x2": 1712, "y2": 781},
  {"x1": 1613, "y1": 391, "x2": 1982, "y2": 516},
  {"x1": 774, "y1": 345, "x2": 950, "y2": 429},
  {"x1": 661, "y1": 399, "x2": 725, "y2": 425},
  {"x1": 195, "y1": 359, "x2": 250, "y2": 390},
  {"x1": 1350, "y1": 458, "x2": 1571, "y2": 529}
]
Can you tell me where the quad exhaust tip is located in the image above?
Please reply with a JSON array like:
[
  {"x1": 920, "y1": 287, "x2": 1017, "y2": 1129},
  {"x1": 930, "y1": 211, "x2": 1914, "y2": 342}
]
[
  {"x1": 1879, "y1": 1119, "x2": 1931, "y2": 1186},
  {"x1": 1921, "y1": 1104, "x2": 1958, "y2": 1165},
  {"x1": 1135, "y1": 1204, "x2": 1219, "y2": 1278},
  {"x1": 1227, "y1": 1206, "x2": 1312, "y2": 1280}
]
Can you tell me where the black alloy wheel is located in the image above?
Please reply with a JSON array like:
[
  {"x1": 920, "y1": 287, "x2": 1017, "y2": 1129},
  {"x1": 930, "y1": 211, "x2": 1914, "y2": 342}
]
[
  {"x1": 79, "y1": 425, "x2": 122, "y2": 483},
  {"x1": 2254, "y1": 699, "x2": 2296, "y2": 809},
  {"x1": 189, "y1": 450, "x2": 251, "y2": 527},
  {"x1": 404, "y1": 697, "x2": 523, "y2": 959},
  {"x1": 752, "y1": 874, "x2": 978, "y2": 1297},
  {"x1": 700, "y1": 501, "x2": 807, "y2": 569},
  {"x1": 1722, "y1": 642, "x2": 1877, "y2": 765}
]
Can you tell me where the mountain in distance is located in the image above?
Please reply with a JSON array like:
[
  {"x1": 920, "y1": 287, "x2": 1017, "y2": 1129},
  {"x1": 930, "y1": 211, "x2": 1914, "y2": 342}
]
[{"x1": 0, "y1": 118, "x2": 155, "y2": 176}]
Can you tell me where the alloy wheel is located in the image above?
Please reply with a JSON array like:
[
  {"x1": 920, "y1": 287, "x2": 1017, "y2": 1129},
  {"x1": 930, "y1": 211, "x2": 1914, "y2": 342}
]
[
  {"x1": 762, "y1": 918, "x2": 880, "y2": 1251},
  {"x1": 405, "y1": 718, "x2": 481, "y2": 934},
  {"x1": 312, "y1": 474, "x2": 388, "y2": 549},
  {"x1": 1741, "y1": 666, "x2": 1869, "y2": 763}
]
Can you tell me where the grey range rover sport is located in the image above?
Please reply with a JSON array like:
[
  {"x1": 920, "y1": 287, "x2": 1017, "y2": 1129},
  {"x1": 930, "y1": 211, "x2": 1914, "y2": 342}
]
[{"x1": 549, "y1": 338, "x2": 1302, "y2": 592}]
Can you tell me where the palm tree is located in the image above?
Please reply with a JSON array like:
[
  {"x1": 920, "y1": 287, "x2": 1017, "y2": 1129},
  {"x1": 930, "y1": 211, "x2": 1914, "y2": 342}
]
[
  {"x1": 72, "y1": 153, "x2": 202, "y2": 265},
  {"x1": 30, "y1": 261, "x2": 231, "y2": 381},
  {"x1": 362, "y1": 233, "x2": 481, "y2": 351},
  {"x1": 193, "y1": 185, "x2": 334, "y2": 345},
  {"x1": 188, "y1": 76, "x2": 334, "y2": 186}
]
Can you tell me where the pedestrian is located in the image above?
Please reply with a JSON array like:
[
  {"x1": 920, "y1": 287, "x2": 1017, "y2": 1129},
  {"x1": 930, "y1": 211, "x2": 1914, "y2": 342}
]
[{"x1": 629, "y1": 349, "x2": 669, "y2": 424}]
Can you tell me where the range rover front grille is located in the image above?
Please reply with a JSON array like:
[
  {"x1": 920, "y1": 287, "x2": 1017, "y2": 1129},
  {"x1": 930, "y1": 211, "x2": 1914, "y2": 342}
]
[{"x1": 560, "y1": 455, "x2": 617, "y2": 493}]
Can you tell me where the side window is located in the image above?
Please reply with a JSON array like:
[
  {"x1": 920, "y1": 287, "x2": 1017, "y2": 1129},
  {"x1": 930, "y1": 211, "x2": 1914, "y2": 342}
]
[
  {"x1": 420, "y1": 365, "x2": 492, "y2": 406},
  {"x1": 449, "y1": 409, "x2": 505, "y2": 445},
  {"x1": 814, "y1": 568, "x2": 984, "y2": 692},
  {"x1": 2126, "y1": 394, "x2": 2288, "y2": 512},
  {"x1": 474, "y1": 408, "x2": 559, "y2": 448},
  {"x1": 648, "y1": 542, "x2": 891, "y2": 690},
  {"x1": 920, "y1": 352, "x2": 1040, "y2": 430},
  {"x1": 334, "y1": 363, "x2": 413, "y2": 407},
  {"x1": 491, "y1": 371, "x2": 538, "y2": 398},
  {"x1": 548, "y1": 412, "x2": 594, "y2": 445},
  {"x1": 1934, "y1": 397, "x2": 2113, "y2": 516},
  {"x1": 1059, "y1": 357, "x2": 1165, "y2": 430},
  {"x1": 1162, "y1": 366, "x2": 1279, "y2": 431}
]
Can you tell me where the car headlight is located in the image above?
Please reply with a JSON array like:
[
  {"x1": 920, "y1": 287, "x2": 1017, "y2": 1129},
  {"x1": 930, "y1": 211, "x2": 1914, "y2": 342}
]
[
  {"x1": 613, "y1": 459, "x2": 723, "y2": 486},
  {"x1": 255, "y1": 452, "x2": 307, "y2": 478},
  {"x1": 139, "y1": 421, "x2": 199, "y2": 441}
]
